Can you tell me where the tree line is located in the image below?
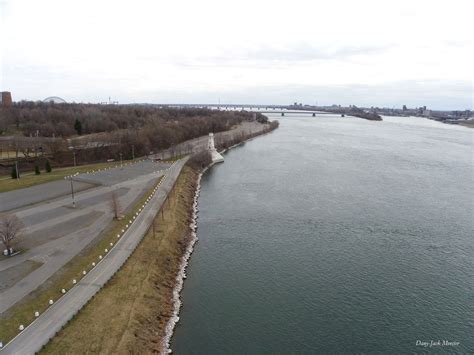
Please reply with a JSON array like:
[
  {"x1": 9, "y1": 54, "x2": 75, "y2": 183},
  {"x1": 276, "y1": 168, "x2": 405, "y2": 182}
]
[
  {"x1": 0, "y1": 102, "x2": 268, "y2": 137},
  {"x1": 0, "y1": 102, "x2": 271, "y2": 172}
]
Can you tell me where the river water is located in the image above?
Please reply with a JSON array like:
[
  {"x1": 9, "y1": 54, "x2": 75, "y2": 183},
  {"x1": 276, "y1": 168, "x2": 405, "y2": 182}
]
[{"x1": 172, "y1": 114, "x2": 473, "y2": 354}]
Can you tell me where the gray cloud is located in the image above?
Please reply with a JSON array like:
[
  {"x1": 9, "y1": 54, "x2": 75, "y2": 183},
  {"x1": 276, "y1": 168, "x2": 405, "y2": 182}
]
[{"x1": 171, "y1": 44, "x2": 391, "y2": 69}]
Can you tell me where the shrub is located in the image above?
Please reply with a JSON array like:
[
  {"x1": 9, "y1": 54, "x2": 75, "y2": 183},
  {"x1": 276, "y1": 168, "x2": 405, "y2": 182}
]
[
  {"x1": 45, "y1": 160, "x2": 52, "y2": 173},
  {"x1": 186, "y1": 151, "x2": 212, "y2": 170},
  {"x1": 11, "y1": 165, "x2": 17, "y2": 179}
]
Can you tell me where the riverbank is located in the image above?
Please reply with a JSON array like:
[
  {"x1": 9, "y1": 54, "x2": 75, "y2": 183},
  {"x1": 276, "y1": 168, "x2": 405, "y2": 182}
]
[
  {"x1": 162, "y1": 120, "x2": 279, "y2": 352},
  {"x1": 40, "y1": 166, "x2": 199, "y2": 354},
  {"x1": 38, "y1": 121, "x2": 278, "y2": 353}
]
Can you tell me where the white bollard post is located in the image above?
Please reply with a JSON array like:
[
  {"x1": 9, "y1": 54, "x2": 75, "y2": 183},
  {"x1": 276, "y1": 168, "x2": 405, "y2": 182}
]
[
  {"x1": 61, "y1": 289, "x2": 66, "y2": 294},
  {"x1": 49, "y1": 299, "x2": 54, "y2": 305},
  {"x1": 73, "y1": 279, "x2": 77, "y2": 284},
  {"x1": 19, "y1": 325, "x2": 24, "y2": 331},
  {"x1": 35, "y1": 311, "x2": 40, "y2": 317}
]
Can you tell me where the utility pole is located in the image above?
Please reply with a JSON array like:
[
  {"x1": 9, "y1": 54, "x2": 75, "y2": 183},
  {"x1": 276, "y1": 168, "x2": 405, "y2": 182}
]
[
  {"x1": 69, "y1": 176, "x2": 76, "y2": 208},
  {"x1": 131, "y1": 144, "x2": 135, "y2": 160},
  {"x1": 73, "y1": 149, "x2": 76, "y2": 167},
  {"x1": 120, "y1": 152, "x2": 123, "y2": 168}
]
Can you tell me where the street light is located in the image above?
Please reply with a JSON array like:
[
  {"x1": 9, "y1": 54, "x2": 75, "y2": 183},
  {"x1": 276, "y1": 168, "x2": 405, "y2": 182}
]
[{"x1": 69, "y1": 176, "x2": 76, "y2": 208}]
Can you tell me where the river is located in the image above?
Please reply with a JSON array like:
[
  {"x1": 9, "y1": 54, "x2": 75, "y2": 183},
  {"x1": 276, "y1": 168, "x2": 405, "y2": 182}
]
[{"x1": 172, "y1": 114, "x2": 473, "y2": 354}]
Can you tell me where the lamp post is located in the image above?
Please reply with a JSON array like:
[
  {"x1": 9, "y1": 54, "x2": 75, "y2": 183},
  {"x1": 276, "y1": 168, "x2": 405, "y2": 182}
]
[
  {"x1": 69, "y1": 176, "x2": 76, "y2": 208},
  {"x1": 120, "y1": 152, "x2": 123, "y2": 168}
]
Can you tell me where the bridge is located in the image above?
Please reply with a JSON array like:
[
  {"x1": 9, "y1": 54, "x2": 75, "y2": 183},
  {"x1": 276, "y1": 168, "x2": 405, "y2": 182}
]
[
  {"x1": 157, "y1": 104, "x2": 341, "y2": 116},
  {"x1": 248, "y1": 110, "x2": 336, "y2": 116}
]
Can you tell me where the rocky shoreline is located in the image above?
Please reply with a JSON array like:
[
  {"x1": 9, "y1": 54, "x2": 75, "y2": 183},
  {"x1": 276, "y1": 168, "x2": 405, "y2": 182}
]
[
  {"x1": 160, "y1": 121, "x2": 279, "y2": 353},
  {"x1": 160, "y1": 171, "x2": 201, "y2": 353}
]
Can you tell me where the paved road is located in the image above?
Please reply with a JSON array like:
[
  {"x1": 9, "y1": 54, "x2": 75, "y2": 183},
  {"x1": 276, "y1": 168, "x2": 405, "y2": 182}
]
[
  {"x1": 0, "y1": 167, "x2": 166, "y2": 314},
  {"x1": 0, "y1": 180, "x2": 95, "y2": 213},
  {"x1": 72, "y1": 161, "x2": 172, "y2": 186},
  {"x1": 0, "y1": 158, "x2": 188, "y2": 354},
  {"x1": 0, "y1": 160, "x2": 169, "y2": 213}
]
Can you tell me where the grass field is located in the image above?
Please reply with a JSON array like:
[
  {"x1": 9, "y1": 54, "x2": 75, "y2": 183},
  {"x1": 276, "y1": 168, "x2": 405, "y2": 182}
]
[
  {"x1": 40, "y1": 166, "x2": 197, "y2": 354},
  {"x1": 0, "y1": 160, "x2": 140, "y2": 193},
  {"x1": 0, "y1": 175, "x2": 162, "y2": 345}
]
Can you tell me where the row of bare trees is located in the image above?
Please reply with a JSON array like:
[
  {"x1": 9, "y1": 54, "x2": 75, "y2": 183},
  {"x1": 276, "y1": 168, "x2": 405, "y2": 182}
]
[
  {"x1": 0, "y1": 103, "x2": 267, "y2": 138},
  {"x1": 0, "y1": 104, "x2": 269, "y2": 171}
]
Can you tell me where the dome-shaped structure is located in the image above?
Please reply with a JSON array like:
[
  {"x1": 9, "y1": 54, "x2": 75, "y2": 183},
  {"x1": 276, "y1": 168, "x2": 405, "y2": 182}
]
[{"x1": 43, "y1": 96, "x2": 67, "y2": 104}]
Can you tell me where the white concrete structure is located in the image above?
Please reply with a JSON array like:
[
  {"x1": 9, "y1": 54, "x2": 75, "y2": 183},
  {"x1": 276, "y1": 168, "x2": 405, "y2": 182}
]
[{"x1": 208, "y1": 133, "x2": 224, "y2": 163}]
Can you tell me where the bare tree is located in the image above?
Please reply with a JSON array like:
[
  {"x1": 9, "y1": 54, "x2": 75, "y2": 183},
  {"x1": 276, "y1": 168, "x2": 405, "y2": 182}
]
[
  {"x1": 0, "y1": 214, "x2": 23, "y2": 255},
  {"x1": 110, "y1": 191, "x2": 122, "y2": 220}
]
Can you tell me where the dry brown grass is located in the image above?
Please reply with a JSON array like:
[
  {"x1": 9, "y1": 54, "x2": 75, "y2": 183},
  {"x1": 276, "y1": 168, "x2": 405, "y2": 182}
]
[{"x1": 40, "y1": 167, "x2": 198, "y2": 354}]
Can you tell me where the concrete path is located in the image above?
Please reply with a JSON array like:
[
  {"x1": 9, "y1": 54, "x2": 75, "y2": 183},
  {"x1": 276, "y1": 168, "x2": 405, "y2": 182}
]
[{"x1": 0, "y1": 158, "x2": 188, "y2": 354}]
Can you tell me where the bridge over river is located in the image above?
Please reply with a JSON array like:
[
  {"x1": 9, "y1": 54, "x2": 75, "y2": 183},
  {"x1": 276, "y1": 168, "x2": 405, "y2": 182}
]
[{"x1": 158, "y1": 104, "x2": 342, "y2": 116}]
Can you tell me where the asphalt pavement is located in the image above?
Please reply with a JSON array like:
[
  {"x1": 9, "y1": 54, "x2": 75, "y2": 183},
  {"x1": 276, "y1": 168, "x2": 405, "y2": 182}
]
[{"x1": 0, "y1": 158, "x2": 188, "y2": 354}]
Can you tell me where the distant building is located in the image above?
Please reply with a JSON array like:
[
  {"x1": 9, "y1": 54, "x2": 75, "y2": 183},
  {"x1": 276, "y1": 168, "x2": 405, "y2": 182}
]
[
  {"x1": 1, "y1": 91, "x2": 12, "y2": 107},
  {"x1": 43, "y1": 96, "x2": 67, "y2": 104}
]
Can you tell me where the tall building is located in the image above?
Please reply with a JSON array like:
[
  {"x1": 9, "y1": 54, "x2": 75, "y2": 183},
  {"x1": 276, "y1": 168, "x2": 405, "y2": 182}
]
[{"x1": 1, "y1": 92, "x2": 12, "y2": 107}]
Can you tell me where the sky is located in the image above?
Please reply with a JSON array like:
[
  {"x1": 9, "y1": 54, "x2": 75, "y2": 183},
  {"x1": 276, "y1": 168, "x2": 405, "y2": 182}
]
[{"x1": 0, "y1": 0, "x2": 473, "y2": 109}]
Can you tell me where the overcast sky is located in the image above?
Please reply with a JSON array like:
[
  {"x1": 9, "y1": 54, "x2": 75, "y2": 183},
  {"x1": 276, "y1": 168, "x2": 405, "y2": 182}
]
[{"x1": 0, "y1": 0, "x2": 473, "y2": 109}]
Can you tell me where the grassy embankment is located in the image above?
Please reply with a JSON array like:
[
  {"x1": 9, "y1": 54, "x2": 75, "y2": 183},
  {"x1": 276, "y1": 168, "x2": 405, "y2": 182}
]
[
  {"x1": 0, "y1": 175, "x2": 163, "y2": 345},
  {"x1": 40, "y1": 166, "x2": 198, "y2": 354},
  {"x1": 0, "y1": 160, "x2": 137, "y2": 193}
]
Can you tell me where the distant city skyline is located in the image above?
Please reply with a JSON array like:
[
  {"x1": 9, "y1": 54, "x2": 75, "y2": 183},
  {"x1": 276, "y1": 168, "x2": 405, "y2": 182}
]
[{"x1": 1, "y1": 0, "x2": 473, "y2": 110}]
